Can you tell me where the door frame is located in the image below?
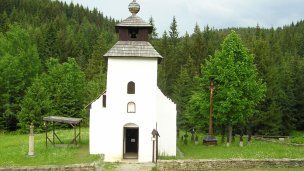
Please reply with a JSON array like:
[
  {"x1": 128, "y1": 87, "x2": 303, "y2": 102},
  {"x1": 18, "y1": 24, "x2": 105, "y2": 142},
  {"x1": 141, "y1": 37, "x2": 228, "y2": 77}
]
[{"x1": 123, "y1": 123, "x2": 139, "y2": 159}]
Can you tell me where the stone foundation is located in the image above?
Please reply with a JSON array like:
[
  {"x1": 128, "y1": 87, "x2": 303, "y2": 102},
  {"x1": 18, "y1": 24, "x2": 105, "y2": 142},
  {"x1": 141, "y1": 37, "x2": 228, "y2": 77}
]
[
  {"x1": 0, "y1": 164, "x2": 94, "y2": 171},
  {"x1": 157, "y1": 159, "x2": 304, "y2": 171}
]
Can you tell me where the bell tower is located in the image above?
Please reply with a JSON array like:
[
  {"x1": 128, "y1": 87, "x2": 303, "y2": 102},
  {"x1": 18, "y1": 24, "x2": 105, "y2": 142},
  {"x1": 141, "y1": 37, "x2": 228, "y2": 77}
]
[{"x1": 115, "y1": 0, "x2": 152, "y2": 41}]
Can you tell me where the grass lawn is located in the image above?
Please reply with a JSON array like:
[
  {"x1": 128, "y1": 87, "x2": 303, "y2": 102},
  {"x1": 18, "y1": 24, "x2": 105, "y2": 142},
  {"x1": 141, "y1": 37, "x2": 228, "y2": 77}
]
[
  {"x1": 2, "y1": 129, "x2": 304, "y2": 169},
  {"x1": 162, "y1": 135, "x2": 304, "y2": 160},
  {"x1": 0, "y1": 127, "x2": 100, "y2": 166}
]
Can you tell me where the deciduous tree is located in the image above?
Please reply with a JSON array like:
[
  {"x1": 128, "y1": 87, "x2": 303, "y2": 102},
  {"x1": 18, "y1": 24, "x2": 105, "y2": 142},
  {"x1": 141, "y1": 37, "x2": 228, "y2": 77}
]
[{"x1": 187, "y1": 31, "x2": 266, "y2": 146}]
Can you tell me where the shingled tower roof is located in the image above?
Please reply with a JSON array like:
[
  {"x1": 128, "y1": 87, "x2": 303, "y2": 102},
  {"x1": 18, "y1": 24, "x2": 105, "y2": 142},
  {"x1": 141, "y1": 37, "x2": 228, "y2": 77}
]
[
  {"x1": 104, "y1": 41, "x2": 162, "y2": 58},
  {"x1": 104, "y1": 0, "x2": 162, "y2": 62},
  {"x1": 115, "y1": 15, "x2": 152, "y2": 31}
]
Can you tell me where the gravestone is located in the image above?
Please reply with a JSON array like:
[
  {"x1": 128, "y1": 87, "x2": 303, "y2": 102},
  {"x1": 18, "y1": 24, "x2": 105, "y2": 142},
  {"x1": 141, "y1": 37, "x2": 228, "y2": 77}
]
[
  {"x1": 28, "y1": 123, "x2": 34, "y2": 156},
  {"x1": 183, "y1": 133, "x2": 188, "y2": 145}
]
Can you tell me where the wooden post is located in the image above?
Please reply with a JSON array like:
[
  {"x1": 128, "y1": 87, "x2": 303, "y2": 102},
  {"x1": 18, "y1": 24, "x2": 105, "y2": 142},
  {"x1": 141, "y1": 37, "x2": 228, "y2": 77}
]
[
  {"x1": 209, "y1": 79, "x2": 214, "y2": 136},
  {"x1": 79, "y1": 123, "x2": 81, "y2": 145},
  {"x1": 151, "y1": 129, "x2": 159, "y2": 163},
  {"x1": 45, "y1": 122, "x2": 48, "y2": 147},
  {"x1": 203, "y1": 78, "x2": 217, "y2": 145},
  {"x1": 156, "y1": 134, "x2": 159, "y2": 163},
  {"x1": 152, "y1": 135, "x2": 155, "y2": 163},
  {"x1": 52, "y1": 122, "x2": 55, "y2": 146},
  {"x1": 74, "y1": 125, "x2": 76, "y2": 145}
]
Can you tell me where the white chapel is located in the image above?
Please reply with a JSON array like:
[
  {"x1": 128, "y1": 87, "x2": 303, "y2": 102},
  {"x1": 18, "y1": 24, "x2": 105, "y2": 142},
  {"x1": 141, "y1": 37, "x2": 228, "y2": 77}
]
[{"x1": 89, "y1": 0, "x2": 176, "y2": 162}]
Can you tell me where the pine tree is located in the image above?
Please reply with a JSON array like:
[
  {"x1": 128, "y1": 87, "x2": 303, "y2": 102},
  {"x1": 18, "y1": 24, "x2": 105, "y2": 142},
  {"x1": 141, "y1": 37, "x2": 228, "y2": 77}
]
[
  {"x1": 18, "y1": 58, "x2": 86, "y2": 132},
  {"x1": 169, "y1": 16, "x2": 179, "y2": 45},
  {"x1": 157, "y1": 31, "x2": 169, "y2": 95},
  {"x1": 0, "y1": 25, "x2": 41, "y2": 131},
  {"x1": 191, "y1": 23, "x2": 205, "y2": 70},
  {"x1": 85, "y1": 33, "x2": 109, "y2": 103},
  {"x1": 149, "y1": 16, "x2": 158, "y2": 39},
  {"x1": 18, "y1": 77, "x2": 51, "y2": 133}
]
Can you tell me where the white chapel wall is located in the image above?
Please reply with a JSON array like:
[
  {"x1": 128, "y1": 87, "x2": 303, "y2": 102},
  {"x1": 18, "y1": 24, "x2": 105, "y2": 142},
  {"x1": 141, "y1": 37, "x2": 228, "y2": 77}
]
[
  {"x1": 156, "y1": 88, "x2": 177, "y2": 156},
  {"x1": 90, "y1": 57, "x2": 160, "y2": 162}
]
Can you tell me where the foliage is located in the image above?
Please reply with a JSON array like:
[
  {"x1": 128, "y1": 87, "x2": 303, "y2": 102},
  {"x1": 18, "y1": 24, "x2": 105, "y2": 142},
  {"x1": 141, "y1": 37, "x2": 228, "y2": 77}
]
[
  {"x1": 158, "y1": 21, "x2": 304, "y2": 135},
  {"x1": 290, "y1": 131, "x2": 304, "y2": 144},
  {"x1": 185, "y1": 91, "x2": 209, "y2": 131},
  {"x1": 17, "y1": 78, "x2": 51, "y2": 133},
  {"x1": 290, "y1": 137, "x2": 304, "y2": 144},
  {"x1": 149, "y1": 17, "x2": 158, "y2": 39},
  {"x1": 186, "y1": 31, "x2": 266, "y2": 133},
  {"x1": 84, "y1": 32, "x2": 115, "y2": 103},
  {"x1": 0, "y1": 24, "x2": 41, "y2": 131},
  {"x1": 0, "y1": 0, "x2": 115, "y2": 131},
  {"x1": 173, "y1": 63, "x2": 199, "y2": 129},
  {"x1": 18, "y1": 58, "x2": 86, "y2": 133},
  {"x1": 1, "y1": 0, "x2": 304, "y2": 136}
]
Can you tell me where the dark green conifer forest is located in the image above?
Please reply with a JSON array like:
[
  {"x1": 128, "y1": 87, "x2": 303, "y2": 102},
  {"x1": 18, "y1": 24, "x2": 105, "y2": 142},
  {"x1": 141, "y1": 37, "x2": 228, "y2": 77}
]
[{"x1": 0, "y1": 0, "x2": 304, "y2": 136}]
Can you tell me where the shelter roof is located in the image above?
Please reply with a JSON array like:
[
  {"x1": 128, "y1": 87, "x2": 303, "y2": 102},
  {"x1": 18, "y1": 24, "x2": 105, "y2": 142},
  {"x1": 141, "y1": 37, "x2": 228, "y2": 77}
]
[{"x1": 43, "y1": 116, "x2": 82, "y2": 125}]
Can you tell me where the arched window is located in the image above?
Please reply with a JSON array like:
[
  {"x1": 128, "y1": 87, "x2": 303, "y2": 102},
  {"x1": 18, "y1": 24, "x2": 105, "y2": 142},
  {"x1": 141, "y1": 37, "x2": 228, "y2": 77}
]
[
  {"x1": 127, "y1": 81, "x2": 135, "y2": 94},
  {"x1": 127, "y1": 102, "x2": 136, "y2": 113}
]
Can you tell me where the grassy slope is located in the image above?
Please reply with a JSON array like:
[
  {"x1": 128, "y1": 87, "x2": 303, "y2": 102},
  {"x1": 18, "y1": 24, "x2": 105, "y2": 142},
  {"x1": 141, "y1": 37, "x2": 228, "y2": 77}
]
[{"x1": 0, "y1": 128, "x2": 100, "y2": 166}]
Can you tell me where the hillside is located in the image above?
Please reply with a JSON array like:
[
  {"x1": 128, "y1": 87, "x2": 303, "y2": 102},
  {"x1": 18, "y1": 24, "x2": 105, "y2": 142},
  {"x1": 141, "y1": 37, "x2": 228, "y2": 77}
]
[{"x1": 0, "y1": 0, "x2": 304, "y2": 136}]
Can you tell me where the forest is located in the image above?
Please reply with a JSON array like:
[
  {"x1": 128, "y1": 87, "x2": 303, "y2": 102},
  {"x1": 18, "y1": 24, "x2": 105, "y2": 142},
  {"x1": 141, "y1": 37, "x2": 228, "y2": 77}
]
[{"x1": 0, "y1": 0, "x2": 304, "y2": 136}]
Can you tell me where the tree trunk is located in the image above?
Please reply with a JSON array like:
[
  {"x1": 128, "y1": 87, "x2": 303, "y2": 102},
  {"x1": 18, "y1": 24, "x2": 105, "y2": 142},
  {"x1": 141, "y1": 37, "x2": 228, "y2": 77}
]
[
  {"x1": 227, "y1": 125, "x2": 232, "y2": 147},
  {"x1": 226, "y1": 126, "x2": 229, "y2": 147},
  {"x1": 248, "y1": 121, "x2": 252, "y2": 144},
  {"x1": 221, "y1": 125, "x2": 225, "y2": 143},
  {"x1": 240, "y1": 125, "x2": 244, "y2": 147}
]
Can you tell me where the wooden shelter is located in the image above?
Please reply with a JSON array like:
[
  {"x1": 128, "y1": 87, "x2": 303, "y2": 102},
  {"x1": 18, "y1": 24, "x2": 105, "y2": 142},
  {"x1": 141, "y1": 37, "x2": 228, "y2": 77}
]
[{"x1": 43, "y1": 116, "x2": 82, "y2": 147}]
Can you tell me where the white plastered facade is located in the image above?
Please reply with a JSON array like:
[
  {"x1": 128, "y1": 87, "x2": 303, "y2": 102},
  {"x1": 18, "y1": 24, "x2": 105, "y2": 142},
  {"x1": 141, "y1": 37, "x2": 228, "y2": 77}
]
[{"x1": 89, "y1": 57, "x2": 176, "y2": 162}]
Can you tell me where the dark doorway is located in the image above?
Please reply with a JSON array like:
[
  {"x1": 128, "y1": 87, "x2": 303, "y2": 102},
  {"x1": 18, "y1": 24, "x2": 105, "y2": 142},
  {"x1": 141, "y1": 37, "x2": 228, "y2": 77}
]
[{"x1": 123, "y1": 127, "x2": 139, "y2": 159}]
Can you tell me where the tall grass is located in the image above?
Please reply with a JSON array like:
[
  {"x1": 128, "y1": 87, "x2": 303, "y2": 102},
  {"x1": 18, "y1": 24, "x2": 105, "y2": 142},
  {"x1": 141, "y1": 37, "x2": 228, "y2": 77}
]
[{"x1": 0, "y1": 128, "x2": 100, "y2": 166}]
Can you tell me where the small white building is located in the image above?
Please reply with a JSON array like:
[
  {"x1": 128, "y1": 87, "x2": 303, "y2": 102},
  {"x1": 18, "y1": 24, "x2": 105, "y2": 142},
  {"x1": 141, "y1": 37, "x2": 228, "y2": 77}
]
[{"x1": 89, "y1": 0, "x2": 176, "y2": 162}]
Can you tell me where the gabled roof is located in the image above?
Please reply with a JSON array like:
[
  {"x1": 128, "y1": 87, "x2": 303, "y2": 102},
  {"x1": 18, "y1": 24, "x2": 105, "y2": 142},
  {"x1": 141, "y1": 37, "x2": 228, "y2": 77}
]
[{"x1": 104, "y1": 41, "x2": 162, "y2": 60}]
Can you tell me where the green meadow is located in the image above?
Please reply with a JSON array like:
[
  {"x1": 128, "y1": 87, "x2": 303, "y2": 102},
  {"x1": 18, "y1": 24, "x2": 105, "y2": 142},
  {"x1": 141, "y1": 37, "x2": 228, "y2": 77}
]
[{"x1": 0, "y1": 128, "x2": 100, "y2": 166}]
